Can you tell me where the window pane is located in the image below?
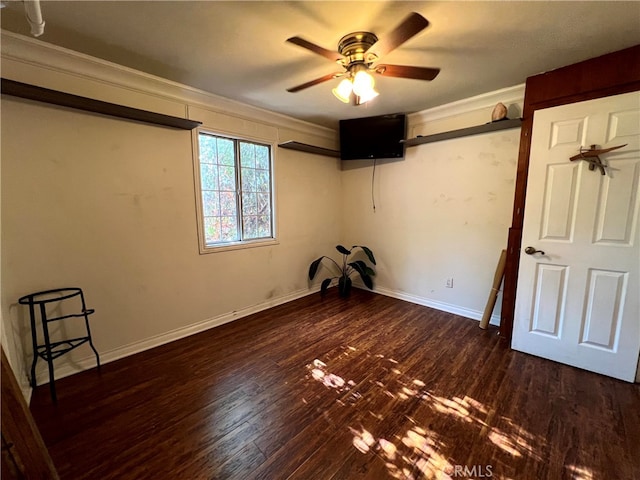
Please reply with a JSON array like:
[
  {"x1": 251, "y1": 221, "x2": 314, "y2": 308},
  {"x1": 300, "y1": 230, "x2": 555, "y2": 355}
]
[
  {"x1": 255, "y1": 145, "x2": 269, "y2": 170},
  {"x1": 219, "y1": 191, "x2": 237, "y2": 216},
  {"x1": 204, "y1": 216, "x2": 220, "y2": 243},
  {"x1": 219, "y1": 166, "x2": 236, "y2": 192},
  {"x1": 258, "y1": 215, "x2": 271, "y2": 237},
  {"x1": 241, "y1": 168, "x2": 256, "y2": 193},
  {"x1": 200, "y1": 163, "x2": 218, "y2": 191},
  {"x1": 221, "y1": 216, "x2": 239, "y2": 242},
  {"x1": 217, "y1": 138, "x2": 235, "y2": 166},
  {"x1": 256, "y1": 169, "x2": 270, "y2": 192},
  {"x1": 243, "y1": 215, "x2": 258, "y2": 239},
  {"x1": 240, "y1": 142, "x2": 255, "y2": 168},
  {"x1": 242, "y1": 192, "x2": 257, "y2": 215},
  {"x1": 199, "y1": 135, "x2": 218, "y2": 163},
  {"x1": 202, "y1": 191, "x2": 220, "y2": 217},
  {"x1": 257, "y1": 193, "x2": 270, "y2": 215}
]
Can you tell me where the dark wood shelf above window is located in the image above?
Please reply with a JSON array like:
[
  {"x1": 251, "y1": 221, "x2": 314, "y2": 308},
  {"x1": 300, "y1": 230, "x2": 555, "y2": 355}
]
[
  {"x1": 404, "y1": 118, "x2": 523, "y2": 147},
  {"x1": 1, "y1": 78, "x2": 202, "y2": 130},
  {"x1": 278, "y1": 141, "x2": 340, "y2": 158}
]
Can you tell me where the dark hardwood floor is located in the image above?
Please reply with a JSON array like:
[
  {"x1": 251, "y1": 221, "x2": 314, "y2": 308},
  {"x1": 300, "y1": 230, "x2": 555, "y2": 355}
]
[{"x1": 29, "y1": 289, "x2": 640, "y2": 480}]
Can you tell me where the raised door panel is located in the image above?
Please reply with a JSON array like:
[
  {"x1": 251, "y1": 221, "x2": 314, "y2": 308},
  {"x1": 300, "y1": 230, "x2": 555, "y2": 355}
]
[
  {"x1": 579, "y1": 269, "x2": 628, "y2": 351},
  {"x1": 540, "y1": 163, "x2": 581, "y2": 241},
  {"x1": 530, "y1": 264, "x2": 568, "y2": 338}
]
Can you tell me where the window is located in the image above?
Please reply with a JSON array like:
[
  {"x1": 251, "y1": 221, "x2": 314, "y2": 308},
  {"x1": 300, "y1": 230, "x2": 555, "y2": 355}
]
[{"x1": 195, "y1": 131, "x2": 275, "y2": 251}]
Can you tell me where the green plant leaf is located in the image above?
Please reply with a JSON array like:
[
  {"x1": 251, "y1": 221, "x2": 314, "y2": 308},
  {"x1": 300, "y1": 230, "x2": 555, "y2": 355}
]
[
  {"x1": 336, "y1": 245, "x2": 351, "y2": 255},
  {"x1": 350, "y1": 260, "x2": 376, "y2": 277},
  {"x1": 349, "y1": 260, "x2": 376, "y2": 276},
  {"x1": 309, "y1": 257, "x2": 324, "y2": 279},
  {"x1": 354, "y1": 245, "x2": 376, "y2": 265},
  {"x1": 348, "y1": 261, "x2": 367, "y2": 277},
  {"x1": 320, "y1": 278, "x2": 332, "y2": 294},
  {"x1": 348, "y1": 262, "x2": 374, "y2": 290}
]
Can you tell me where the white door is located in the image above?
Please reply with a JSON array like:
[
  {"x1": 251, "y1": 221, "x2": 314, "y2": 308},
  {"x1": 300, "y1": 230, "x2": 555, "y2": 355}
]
[{"x1": 513, "y1": 91, "x2": 640, "y2": 382}]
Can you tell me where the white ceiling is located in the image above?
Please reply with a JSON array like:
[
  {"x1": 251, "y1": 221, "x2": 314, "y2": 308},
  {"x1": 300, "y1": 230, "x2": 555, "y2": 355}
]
[{"x1": 2, "y1": 1, "x2": 640, "y2": 128}]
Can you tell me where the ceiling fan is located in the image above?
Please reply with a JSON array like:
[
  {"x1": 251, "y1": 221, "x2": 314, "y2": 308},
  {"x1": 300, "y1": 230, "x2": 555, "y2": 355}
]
[{"x1": 286, "y1": 12, "x2": 440, "y2": 105}]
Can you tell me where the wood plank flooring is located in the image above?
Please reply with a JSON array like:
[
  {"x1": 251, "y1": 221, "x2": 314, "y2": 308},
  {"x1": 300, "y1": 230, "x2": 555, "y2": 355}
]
[{"x1": 29, "y1": 290, "x2": 640, "y2": 479}]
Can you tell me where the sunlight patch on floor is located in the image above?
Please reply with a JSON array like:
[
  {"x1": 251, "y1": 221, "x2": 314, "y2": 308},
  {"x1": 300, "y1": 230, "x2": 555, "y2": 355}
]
[
  {"x1": 308, "y1": 357, "x2": 354, "y2": 393},
  {"x1": 566, "y1": 464, "x2": 594, "y2": 480},
  {"x1": 302, "y1": 344, "x2": 587, "y2": 479}
]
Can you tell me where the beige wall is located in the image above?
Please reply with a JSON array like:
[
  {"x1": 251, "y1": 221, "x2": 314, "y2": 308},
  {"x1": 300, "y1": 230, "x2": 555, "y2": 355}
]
[
  {"x1": 1, "y1": 97, "x2": 342, "y2": 386},
  {"x1": 1, "y1": 33, "x2": 341, "y2": 390},
  {"x1": 341, "y1": 88, "x2": 523, "y2": 320}
]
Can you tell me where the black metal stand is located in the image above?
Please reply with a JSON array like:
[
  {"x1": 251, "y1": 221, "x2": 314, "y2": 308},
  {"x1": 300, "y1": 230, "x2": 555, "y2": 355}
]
[{"x1": 18, "y1": 287, "x2": 100, "y2": 403}]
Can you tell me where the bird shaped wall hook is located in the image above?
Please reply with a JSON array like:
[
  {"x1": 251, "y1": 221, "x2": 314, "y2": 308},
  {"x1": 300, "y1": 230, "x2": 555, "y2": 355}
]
[{"x1": 569, "y1": 144, "x2": 627, "y2": 175}]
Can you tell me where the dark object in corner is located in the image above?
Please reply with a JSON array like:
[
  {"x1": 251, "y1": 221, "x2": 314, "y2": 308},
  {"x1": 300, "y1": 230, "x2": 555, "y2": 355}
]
[
  {"x1": 18, "y1": 287, "x2": 101, "y2": 404},
  {"x1": 340, "y1": 114, "x2": 406, "y2": 160},
  {"x1": 309, "y1": 245, "x2": 376, "y2": 297}
]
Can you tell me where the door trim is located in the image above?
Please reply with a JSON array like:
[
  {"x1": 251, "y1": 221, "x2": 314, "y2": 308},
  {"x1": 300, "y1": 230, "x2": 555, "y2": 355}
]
[{"x1": 501, "y1": 44, "x2": 640, "y2": 340}]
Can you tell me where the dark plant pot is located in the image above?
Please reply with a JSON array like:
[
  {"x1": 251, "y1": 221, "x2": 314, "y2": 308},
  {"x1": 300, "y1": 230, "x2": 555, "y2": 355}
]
[{"x1": 338, "y1": 276, "x2": 352, "y2": 297}]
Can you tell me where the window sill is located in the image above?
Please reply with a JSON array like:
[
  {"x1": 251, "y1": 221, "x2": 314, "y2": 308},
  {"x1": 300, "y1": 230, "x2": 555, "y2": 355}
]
[{"x1": 199, "y1": 238, "x2": 279, "y2": 254}]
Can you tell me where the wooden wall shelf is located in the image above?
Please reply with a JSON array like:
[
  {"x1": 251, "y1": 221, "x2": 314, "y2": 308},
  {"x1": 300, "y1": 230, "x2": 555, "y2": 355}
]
[
  {"x1": 278, "y1": 141, "x2": 340, "y2": 158},
  {"x1": 278, "y1": 118, "x2": 522, "y2": 158},
  {"x1": 404, "y1": 118, "x2": 523, "y2": 147},
  {"x1": 1, "y1": 78, "x2": 202, "y2": 130}
]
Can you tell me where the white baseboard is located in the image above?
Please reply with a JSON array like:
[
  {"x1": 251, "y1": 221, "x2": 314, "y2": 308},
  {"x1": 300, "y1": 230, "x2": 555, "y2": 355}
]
[
  {"x1": 368, "y1": 285, "x2": 501, "y2": 326},
  {"x1": 35, "y1": 286, "x2": 319, "y2": 385},
  {"x1": 23, "y1": 384, "x2": 33, "y2": 403},
  {"x1": 35, "y1": 284, "x2": 498, "y2": 385}
]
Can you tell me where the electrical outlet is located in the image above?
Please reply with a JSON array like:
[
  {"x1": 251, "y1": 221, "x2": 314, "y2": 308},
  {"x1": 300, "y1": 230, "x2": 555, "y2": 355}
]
[{"x1": 445, "y1": 277, "x2": 454, "y2": 288}]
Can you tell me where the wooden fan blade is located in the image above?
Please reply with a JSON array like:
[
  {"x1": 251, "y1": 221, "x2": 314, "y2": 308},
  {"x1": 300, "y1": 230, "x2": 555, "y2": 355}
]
[
  {"x1": 286, "y1": 73, "x2": 340, "y2": 93},
  {"x1": 375, "y1": 64, "x2": 440, "y2": 81},
  {"x1": 286, "y1": 37, "x2": 343, "y2": 62},
  {"x1": 366, "y1": 12, "x2": 430, "y2": 60}
]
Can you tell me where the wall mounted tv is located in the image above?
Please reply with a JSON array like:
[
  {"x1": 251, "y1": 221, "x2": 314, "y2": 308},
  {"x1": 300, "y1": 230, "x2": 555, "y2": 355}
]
[{"x1": 339, "y1": 113, "x2": 406, "y2": 161}]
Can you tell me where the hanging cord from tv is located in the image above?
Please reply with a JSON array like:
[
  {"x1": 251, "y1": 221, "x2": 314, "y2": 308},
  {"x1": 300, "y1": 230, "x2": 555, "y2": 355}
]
[{"x1": 371, "y1": 158, "x2": 377, "y2": 213}]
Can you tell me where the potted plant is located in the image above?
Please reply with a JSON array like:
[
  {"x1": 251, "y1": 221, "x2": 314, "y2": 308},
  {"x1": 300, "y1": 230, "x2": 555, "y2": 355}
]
[{"x1": 308, "y1": 245, "x2": 376, "y2": 297}]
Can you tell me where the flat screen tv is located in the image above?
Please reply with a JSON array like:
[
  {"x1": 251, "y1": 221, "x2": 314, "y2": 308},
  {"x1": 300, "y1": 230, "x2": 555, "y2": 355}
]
[{"x1": 339, "y1": 113, "x2": 406, "y2": 160}]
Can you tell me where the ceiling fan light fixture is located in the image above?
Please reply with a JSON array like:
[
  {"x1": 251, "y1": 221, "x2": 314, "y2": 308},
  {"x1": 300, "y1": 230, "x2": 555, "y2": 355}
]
[
  {"x1": 332, "y1": 78, "x2": 353, "y2": 103},
  {"x1": 286, "y1": 12, "x2": 439, "y2": 108},
  {"x1": 352, "y1": 69, "x2": 375, "y2": 97},
  {"x1": 351, "y1": 67, "x2": 378, "y2": 104},
  {"x1": 356, "y1": 88, "x2": 379, "y2": 105}
]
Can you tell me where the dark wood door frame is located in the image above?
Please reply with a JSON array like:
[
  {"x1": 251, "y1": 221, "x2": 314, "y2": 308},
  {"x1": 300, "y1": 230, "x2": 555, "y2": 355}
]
[
  {"x1": 500, "y1": 44, "x2": 640, "y2": 340},
  {"x1": 1, "y1": 348, "x2": 60, "y2": 479}
]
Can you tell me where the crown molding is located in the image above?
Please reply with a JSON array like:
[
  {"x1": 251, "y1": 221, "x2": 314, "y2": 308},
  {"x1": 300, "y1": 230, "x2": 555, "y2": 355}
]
[
  {"x1": 408, "y1": 84, "x2": 525, "y2": 125},
  {"x1": 0, "y1": 30, "x2": 335, "y2": 140}
]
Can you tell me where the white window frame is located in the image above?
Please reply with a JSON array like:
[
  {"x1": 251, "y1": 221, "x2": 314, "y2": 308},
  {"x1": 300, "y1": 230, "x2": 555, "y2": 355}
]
[{"x1": 192, "y1": 127, "x2": 278, "y2": 254}]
